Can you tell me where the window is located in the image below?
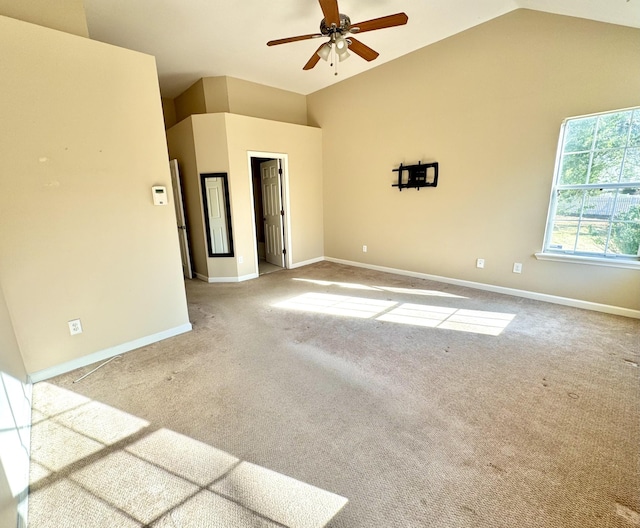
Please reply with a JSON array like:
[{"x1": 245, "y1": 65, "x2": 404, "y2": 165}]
[{"x1": 541, "y1": 107, "x2": 640, "y2": 264}]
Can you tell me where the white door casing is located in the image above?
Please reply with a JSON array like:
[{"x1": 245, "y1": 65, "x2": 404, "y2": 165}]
[
  {"x1": 169, "y1": 159, "x2": 192, "y2": 279},
  {"x1": 260, "y1": 159, "x2": 285, "y2": 267}
]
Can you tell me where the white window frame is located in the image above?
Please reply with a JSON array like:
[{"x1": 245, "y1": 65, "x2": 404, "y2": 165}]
[{"x1": 536, "y1": 107, "x2": 640, "y2": 270}]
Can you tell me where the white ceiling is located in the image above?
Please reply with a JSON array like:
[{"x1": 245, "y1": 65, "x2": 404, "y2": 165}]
[{"x1": 84, "y1": 0, "x2": 640, "y2": 98}]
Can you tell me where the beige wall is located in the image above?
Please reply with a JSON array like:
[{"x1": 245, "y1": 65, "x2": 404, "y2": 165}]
[
  {"x1": 167, "y1": 117, "x2": 211, "y2": 279},
  {"x1": 166, "y1": 113, "x2": 323, "y2": 280},
  {"x1": 225, "y1": 77, "x2": 308, "y2": 126},
  {"x1": 0, "y1": 0, "x2": 88, "y2": 37},
  {"x1": 225, "y1": 114, "x2": 324, "y2": 270},
  {"x1": 0, "y1": 15, "x2": 191, "y2": 373},
  {"x1": 308, "y1": 9, "x2": 640, "y2": 311},
  {"x1": 174, "y1": 79, "x2": 207, "y2": 123},
  {"x1": 172, "y1": 76, "x2": 309, "y2": 127},
  {"x1": 202, "y1": 77, "x2": 230, "y2": 114},
  {"x1": 162, "y1": 97, "x2": 177, "y2": 129},
  {"x1": 191, "y1": 114, "x2": 236, "y2": 279}
]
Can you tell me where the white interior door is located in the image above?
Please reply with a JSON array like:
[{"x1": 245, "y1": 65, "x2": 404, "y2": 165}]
[
  {"x1": 261, "y1": 160, "x2": 285, "y2": 267},
  {"x1": 204, "y1": 177, "x2": 230, "y2": 254},
  {"x1": 169, "y1": 159, "x2": 192, "y2": 279}
]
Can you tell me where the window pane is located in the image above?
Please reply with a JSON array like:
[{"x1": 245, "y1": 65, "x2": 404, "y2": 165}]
[
  {"x1": 595, "y1": 111, "x2": 631, "y2": 149},
  {"x1": 575, "y1": 221, "x2": 608, "y2": 254},
  {"x1": 582, "y1": 189, "x2": 615, "y2": 219},
  {"x1": 610, "y1": 198, "x2": 640, "y2": 256},
  {"x1": 563, "y1": 117, "x2": 596, "y2": 152},
  {"x1": 613, "y1": 191, "x2": 640, "y2": 220},
  {"x1": 628, "y1": 110, "x2": 640, "y2": 147},
  {"x1": 608, "y1": 219, "x2": 640, "y2": 256},
  {"x1": 548, "y1": 221, "x2": 578, "y2": 251},
  {"x1": 559, "y1": 152, "x2": 589, "y2": 185},
  {"x1": 621, "y1": 147, "x2": 640, "y2": 183},
  {"x1": 589, "y1": 148, "x2": 624, "y2": 184},
  {"x1": 556, "y1": 189, "x2": 584, "y2": 218}
]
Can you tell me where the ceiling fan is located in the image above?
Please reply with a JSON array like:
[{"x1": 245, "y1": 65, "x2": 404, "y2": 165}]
[{"x1": 267, "y1": 0, "x2": 408, "y2": 73}]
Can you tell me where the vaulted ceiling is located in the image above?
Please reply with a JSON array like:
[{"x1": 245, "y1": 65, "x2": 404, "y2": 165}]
[{"x1": 84, "y1": 0, "x2": 640, "y2": 98}]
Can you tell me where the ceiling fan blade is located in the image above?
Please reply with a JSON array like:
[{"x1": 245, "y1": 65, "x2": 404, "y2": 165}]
[
  {"x1": 267, "y1": 33, "x2": 323, "y2": 46},
  {"x1": 318, "y1": 0, "x2": 340, "y2": 27},
  {"x1": 303, "y1": 43, "x2": 326, "y2": 70},
  {"x1": 347, "y1": 37, "x2": 379, "y2": 62},
  {"x1": 350, "y1": 12, "x2": 408, "y2": 34}
]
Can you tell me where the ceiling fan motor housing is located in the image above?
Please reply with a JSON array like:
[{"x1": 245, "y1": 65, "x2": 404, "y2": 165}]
[{"x1": 320, "y1": 14, "x2": 351, "y2": 35}]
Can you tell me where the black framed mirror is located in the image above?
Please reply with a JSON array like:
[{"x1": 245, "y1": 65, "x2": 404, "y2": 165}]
[{"x1": 201, "y1": 173, "x2": 234, "y2": 257}]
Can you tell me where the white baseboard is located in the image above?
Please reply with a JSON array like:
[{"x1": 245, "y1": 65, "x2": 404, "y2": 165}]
[
  {"x1": 197, "y1": 272, "x2": 258, "y2": 283},
  {"x1": 290, "y1": 256, "x2": 324, "y2": 269},
  {"x1": 324, "y1": 257, "x2": 640, "y2": 319},
  {"x1": 28, "y1": 323, "x2": 193, "y2": 383}
]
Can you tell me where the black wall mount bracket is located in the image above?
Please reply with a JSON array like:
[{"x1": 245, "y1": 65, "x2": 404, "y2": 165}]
[{"x1": 392, "y1": 161, "x2": 438, "y2": 191}]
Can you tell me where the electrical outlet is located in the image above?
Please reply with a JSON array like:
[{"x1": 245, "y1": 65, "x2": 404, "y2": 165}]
[
  {"x1": 513, "y1": 262, "x2": 523, "y2": 273},
  {"x1": 362, "y1": 245, "x2": 368, "y2": 253},
  {"x1": 68, "y1": 319, "x2": 83, "y2": 335},
  {"x1": 476, "y1": 258, "x2": 485, "y2": 269}
]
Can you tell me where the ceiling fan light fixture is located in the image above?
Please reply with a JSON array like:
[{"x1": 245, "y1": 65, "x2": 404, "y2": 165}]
[
  {"x1": 334, "y1": 35, "x2": 348, "y2": 52},
  {"x1": 334, "y1": 35, "x2": 350, "y2": 61},
  {"x1": 317, "y1": 43, "x2": 332, "y2": 61}
]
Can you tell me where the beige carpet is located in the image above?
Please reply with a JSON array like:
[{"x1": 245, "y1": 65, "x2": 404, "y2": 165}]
[{"x1": 29, "y1": 262, "x2": 640, "y2": 527}]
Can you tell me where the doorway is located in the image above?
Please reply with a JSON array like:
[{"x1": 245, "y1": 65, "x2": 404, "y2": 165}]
[{"x1": 249, "y1": 153, "x2": 290, "y2": 276}]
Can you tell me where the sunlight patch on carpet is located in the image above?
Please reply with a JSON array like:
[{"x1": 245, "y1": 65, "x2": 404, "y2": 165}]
[
  {"x1": 29, "y1": 382, "x2": 349, "y2": 528},
  {"x1": 275, "y1": 293, "x2": 515, "y2": 335},
  {"x1": 126, "y1": 428, "x2": 238, "y2": 486},
  {"x1": 292, "y1": 278, "x2": 467, "y2": 298},
  {"x1": 379, "y1": 305, "x2": 515, "y2": 336},
  {"x1": 275, "y1": 292, "x2": 396, "y2": 318},
  {"x1": 211, "y1": 461, "x2": 348, "y2": 528}
]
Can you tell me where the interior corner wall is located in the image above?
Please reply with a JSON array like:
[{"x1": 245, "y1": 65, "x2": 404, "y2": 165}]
[
  {"x1": 167, "y1": 115, "x2": 231, "y2": 279},
  {"x1": 168, "y1": 113, "x2": 323, "y2": 281},
  {"x1": 175, "y1": 76, "x2": 308, "y2": 128},
  {"x1": 190, "y1": 114, "x2": 238, "y2": 279},
  {"x1": 162, "y1": 97, "x2": 177, "y2": 129},
  {"x1": 174, "y1": 79, "x2": 207, "y2": 123},
  {"x1": 224, "y1": 113, "x2": 324, "y2": 272},
  {"x1": 0, "y1": 15, "x2": 191, "y2": 375},
  {"x1": 307, "y1": 9, "x2": 640, "y2": 311},
  {"x1": 202, "y1": 77, "x2": 230, "y2": 114},
  {"x1": 224, "y1": 77, "x2": 308, "y2": 126}
]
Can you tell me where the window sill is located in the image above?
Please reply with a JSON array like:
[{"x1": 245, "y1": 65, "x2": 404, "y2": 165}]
[{"x1": 535, "y1": 252, "x2": 640, "y2": 270}]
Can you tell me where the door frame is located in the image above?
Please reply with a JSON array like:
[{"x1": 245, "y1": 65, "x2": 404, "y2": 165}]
[
  {"x1": 247, "y1": 151, "x2": 291, "y2": 273},
  {"x1": 169, "y1": 159, "x2": 193, "y2": 279},
  {"x1": 259, "y1": 159, "x2": 285, "y2": 268}
]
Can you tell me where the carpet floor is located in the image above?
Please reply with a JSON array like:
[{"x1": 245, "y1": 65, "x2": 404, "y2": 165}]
[{"x1": 28, "y1": 261, "x2": 640, "y2": 527}]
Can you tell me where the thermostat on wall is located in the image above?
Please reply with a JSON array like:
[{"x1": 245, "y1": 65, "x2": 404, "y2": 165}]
[{"x1": 152, "y1": 185, "x2": 168, "y2": 205}]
